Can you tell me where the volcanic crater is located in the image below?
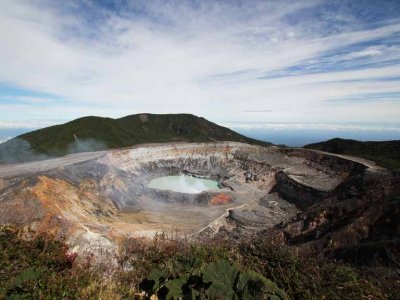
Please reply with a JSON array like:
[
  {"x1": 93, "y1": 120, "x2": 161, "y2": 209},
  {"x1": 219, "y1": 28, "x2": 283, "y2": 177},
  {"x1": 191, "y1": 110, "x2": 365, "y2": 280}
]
[{"x1": 0, "y1": 142, "x2": 377, "y2": 264}]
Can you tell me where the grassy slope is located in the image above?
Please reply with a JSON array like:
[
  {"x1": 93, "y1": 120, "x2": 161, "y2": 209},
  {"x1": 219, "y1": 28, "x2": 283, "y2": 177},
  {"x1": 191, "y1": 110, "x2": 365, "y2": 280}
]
[
  {"x1": 0, "y1": 113, "x2": 271, "y2": 162},
  {"x1": 304, "y1": 138, "x2": 400, "y2": 170}
]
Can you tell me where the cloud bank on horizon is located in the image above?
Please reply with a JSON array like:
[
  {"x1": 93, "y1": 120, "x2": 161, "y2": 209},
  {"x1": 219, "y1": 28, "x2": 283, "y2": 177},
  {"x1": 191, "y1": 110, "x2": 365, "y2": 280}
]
[{"x1": 0, "y1": 0, "x2": 399, "y2": 130}]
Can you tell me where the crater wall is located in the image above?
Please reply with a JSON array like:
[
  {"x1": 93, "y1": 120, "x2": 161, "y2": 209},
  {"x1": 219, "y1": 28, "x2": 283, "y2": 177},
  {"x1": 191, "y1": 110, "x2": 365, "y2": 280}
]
[{"x1": 0, "y1": 142, "x2": 369, "y2": 264}]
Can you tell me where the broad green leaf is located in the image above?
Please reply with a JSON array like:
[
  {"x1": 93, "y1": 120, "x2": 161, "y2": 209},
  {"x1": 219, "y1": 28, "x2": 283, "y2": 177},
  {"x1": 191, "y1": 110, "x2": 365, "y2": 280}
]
[
  {"x1": 165, "y1": 275, "x2": 188, "y2": 299},
  {"x1": 148, "y1": 267, "x2": 169, "y2": 290},
  {"x1": 203, "y1": 260, "x2": 239, "y2": 299},
  {"x1": 237, "y1": 270, "x2": 288, "y2": 300}
]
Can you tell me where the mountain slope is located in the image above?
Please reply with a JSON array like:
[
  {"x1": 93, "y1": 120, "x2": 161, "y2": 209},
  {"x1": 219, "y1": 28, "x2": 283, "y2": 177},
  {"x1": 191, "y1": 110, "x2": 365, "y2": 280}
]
[
  {"x1": 304, "y1": 138, "x2": 400, "y2": 170},
  {"x1": 0, "y1": 113, "x2": 271, "y2": 163}
]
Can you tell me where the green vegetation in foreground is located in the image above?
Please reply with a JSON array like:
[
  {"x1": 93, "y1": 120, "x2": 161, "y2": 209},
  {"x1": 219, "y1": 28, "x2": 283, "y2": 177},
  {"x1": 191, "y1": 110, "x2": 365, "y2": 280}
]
[
  {"x1": 1, "y1": 226, "x2": 397, "y2": 299},
  {"x1": 0, "y1": 114, "x2": 271, "y2": 163},
  {"x1": 304, "y1": 138, "x2": 400, "y2": 170}
]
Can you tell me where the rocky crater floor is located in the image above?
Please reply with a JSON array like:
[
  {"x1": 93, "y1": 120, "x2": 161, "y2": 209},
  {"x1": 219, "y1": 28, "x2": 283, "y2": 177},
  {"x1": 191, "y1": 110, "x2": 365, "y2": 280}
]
[{"x1": 0, "y1": 142, "x2": 394, "y2": 265}]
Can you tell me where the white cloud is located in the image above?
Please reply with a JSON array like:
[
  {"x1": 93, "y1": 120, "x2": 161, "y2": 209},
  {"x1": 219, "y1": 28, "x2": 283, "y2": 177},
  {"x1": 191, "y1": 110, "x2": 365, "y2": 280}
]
[
  {"x1": 0, "y1": 120, "x2": 61, "y2": 129},
  {"x1": 0, "y1": 0, "x2": 399, "y2": 125},
  {"x1": 342, "y1": 46, "x2": 383, "y2": 60},
  {"x1": 0, "y1": 137, "x2": 11, "y2": 144},
  {"x1": 223, "y1": 122, "x2": 400, "y2": 132}
]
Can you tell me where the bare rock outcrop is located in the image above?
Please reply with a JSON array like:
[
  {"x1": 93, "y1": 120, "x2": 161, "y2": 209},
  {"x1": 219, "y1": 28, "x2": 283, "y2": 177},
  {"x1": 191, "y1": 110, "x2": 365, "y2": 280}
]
[{"x1": 1, "y1": 141, "x2": 390, "y2": 265}]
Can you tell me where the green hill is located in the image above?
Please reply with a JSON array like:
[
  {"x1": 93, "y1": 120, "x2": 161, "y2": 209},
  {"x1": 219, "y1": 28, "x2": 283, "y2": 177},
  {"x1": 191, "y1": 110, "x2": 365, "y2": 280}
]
[
  {"x1": 304, "y1": 138, "x2": 400, "y2": 170},
  {"x1": 0, "y1": 113, "x2": 271, "y2": 163}
]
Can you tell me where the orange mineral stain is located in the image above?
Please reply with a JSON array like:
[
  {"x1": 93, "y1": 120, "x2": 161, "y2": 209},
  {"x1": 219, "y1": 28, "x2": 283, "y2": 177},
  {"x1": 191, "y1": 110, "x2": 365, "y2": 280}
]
[{"x1": 209, "y1": 193, "x2": 233, "y2": 206}]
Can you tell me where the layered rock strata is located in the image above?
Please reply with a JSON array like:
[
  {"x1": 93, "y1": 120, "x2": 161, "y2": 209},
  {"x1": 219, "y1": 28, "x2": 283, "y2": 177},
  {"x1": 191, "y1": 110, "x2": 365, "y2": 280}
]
[{"x1": 0, "y1": 142, "x2": 379, "y2": 264}]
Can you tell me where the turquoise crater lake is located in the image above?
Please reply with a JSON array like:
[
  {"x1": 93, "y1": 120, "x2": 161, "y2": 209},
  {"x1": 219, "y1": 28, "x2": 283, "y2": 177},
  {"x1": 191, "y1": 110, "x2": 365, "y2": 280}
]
[{"x1": 147, "y1": 174, "x2": 220, "y2": 194}]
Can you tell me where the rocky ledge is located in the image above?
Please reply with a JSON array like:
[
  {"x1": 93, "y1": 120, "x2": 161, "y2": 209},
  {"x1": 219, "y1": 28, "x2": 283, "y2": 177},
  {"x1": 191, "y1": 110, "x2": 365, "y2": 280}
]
[{"x1": 1, "y1": 142, "x2": 394, "y2": 266}]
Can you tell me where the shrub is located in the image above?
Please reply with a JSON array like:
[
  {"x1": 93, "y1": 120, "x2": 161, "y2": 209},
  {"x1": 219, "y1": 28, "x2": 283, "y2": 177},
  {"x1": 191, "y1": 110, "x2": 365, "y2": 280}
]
[
  {"x1": 139, "y1": 259, "x2": 288, "y2": 299},
  {"x1": 1, "y1": 226, "x2": 396, "y2": 300}
]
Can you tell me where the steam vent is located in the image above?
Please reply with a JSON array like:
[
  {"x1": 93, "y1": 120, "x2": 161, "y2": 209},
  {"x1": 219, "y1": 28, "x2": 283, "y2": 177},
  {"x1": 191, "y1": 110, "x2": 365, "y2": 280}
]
[{"x1": 0, "y1": 142, "x2": 386, "y2": 265}]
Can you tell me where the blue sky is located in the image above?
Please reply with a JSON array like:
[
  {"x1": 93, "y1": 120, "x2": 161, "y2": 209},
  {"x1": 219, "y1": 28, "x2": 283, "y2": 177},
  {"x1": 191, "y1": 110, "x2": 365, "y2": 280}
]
[{"x1": 0, "y1": 0, "x2": 399, "y2": 138}]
